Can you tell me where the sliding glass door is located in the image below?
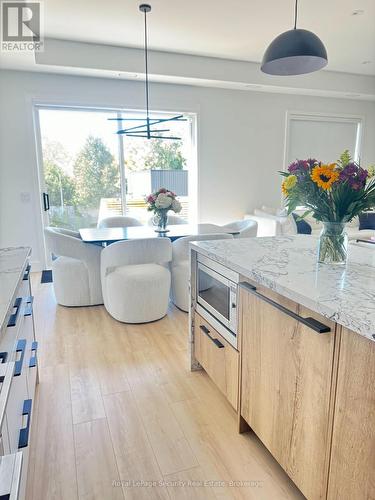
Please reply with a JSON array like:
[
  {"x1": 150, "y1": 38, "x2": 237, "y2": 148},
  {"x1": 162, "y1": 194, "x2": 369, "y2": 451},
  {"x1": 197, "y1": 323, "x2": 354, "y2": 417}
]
[{"x1": 37, "y1": 107, "x2": 195, "y2": 231}]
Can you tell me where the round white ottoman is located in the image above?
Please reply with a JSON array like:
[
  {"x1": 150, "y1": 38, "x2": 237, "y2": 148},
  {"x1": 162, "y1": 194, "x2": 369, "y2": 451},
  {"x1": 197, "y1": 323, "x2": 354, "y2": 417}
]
[{"x1": 105, "y1": 263, "x2": 171, "y2": 323}]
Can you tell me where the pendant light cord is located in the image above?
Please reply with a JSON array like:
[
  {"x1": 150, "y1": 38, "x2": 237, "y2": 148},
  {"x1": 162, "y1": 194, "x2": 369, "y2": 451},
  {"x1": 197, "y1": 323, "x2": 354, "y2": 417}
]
[
  {"x1": 294, "y1": 0, "x2": 298, "y2": 29},
  {"x1": 143, "y1": 9, "x2": 150, "y2": 138}
]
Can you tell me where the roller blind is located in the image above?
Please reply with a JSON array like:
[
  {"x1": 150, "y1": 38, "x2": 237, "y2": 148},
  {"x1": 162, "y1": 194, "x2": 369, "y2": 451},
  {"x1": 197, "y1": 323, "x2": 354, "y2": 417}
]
[{"x1": 287, "y1": 117, "x2": 360, "y2": 164}]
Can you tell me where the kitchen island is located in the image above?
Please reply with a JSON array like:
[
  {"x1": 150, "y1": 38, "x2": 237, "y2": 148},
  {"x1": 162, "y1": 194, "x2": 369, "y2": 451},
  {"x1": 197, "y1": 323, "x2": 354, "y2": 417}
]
[{"x1": 189, "y1": 236, "x2": 375, "y2": 500}]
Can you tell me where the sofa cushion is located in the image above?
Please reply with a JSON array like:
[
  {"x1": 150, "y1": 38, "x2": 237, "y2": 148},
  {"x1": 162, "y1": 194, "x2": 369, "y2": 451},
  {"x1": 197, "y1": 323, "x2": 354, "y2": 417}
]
[{"x1": 359, "y1": 212, "x2": 375, "y2": 230}]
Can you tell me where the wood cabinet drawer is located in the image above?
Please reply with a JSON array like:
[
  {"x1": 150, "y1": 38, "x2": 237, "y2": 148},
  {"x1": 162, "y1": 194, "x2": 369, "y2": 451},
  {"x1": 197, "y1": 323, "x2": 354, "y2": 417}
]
[
  {"x1": 194, "y1": 313, "x2": 239, "y2": 410},
  {"x1": 240, "y1": 283, "x2": 336, "y2": 500}
]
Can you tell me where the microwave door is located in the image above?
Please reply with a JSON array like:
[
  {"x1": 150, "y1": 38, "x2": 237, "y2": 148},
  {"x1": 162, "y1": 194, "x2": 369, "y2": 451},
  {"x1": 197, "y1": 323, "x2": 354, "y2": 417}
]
[{"x1": 197, "y1": 263, "x2": 231, "y2": 328}]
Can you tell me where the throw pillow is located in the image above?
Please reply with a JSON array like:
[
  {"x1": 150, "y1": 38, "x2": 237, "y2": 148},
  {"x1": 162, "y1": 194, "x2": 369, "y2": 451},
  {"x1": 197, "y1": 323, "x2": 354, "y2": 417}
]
[
  {"x1": 359, "y1": 212, "x2": 375, "y2": 230},
  {"x1": 292, "y1": 213, "x2": 312, "y2": 234}
]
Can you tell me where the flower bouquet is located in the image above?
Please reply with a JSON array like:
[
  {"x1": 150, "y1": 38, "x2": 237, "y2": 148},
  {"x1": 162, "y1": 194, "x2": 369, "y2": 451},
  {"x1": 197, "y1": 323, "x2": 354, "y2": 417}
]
[
  {"x1": 280, "y1": 151, "x2": 375, "y2": 264},
  {"x1": 146, "y1": 188, "x2": 182, "y2": 233}
]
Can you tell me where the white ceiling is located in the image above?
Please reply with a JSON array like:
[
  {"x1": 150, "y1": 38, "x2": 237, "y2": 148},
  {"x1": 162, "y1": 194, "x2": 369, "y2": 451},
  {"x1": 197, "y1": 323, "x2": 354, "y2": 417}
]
[
  {"x1": 43, "y1": 0, "x2": 375, "y2": 75},
  {"x1": 1, "y1": 0, "x2": 374, "y2": 76}
]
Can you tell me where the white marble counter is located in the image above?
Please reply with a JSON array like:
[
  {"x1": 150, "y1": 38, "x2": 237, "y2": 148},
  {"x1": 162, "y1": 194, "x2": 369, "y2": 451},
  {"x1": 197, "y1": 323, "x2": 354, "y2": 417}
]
[
  {"x1": 0, "y1": 247, "x2": 31, "y2": 332},
  {"x1": 191, "y1": 236, "x2": 375, "y2": 343}
]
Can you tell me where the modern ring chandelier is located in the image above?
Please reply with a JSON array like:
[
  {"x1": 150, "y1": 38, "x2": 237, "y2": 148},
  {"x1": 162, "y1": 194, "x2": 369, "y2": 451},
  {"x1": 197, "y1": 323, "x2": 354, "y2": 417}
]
[{"x1": 109, "y1": 4, "x2": 186, "y2": 140}]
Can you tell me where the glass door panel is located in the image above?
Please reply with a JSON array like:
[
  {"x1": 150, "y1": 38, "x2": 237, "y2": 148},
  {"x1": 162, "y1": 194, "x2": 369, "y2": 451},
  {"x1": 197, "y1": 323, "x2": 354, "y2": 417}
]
[{"x1": 38, "y1": 108, "x2": 122, "y2": 230}]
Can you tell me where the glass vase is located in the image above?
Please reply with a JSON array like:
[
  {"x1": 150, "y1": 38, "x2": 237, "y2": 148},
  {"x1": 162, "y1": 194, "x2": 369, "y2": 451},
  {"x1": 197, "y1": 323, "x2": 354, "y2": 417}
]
[
  {"x1": 318, "y1": 222, "x2": 348, "y2": 265},
  {"x1": 153, "y1": 210, "x2": 169, "y2": 233}
]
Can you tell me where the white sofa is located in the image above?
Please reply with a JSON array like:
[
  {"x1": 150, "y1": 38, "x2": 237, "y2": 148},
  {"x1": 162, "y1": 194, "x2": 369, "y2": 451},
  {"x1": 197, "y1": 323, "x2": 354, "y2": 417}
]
[
  {"x1": 101, "y1": 238, "x2": 172, "y2": 323},
  {"x1": 44, "y1": 227, "x2": 103, "y2": 306},
  {"x1": 245, "y1": 207, "x2": 375, "y2": 241},
  {"x1": 171, "y1": 233, "x2": 233, "y2": 312}
]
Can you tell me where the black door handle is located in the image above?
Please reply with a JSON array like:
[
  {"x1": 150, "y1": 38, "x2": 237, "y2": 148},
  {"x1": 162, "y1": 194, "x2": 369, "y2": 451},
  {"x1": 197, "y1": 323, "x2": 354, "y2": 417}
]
[
  {"x1": 240, "y1": 282, "x2": 331, "y2": 334},
  {"x1": 200, "y1": 325, "x2": 225, "y2": 348},
  {"x1": 43, "y1": 192, "x2": 50, "y2": 211}
]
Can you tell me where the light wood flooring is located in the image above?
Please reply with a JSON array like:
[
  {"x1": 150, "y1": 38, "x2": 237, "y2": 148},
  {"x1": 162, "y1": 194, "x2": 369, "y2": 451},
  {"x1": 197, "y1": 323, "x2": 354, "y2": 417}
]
[{"x1": 26, "y1": 275, "x2": 304, "y2": 500}]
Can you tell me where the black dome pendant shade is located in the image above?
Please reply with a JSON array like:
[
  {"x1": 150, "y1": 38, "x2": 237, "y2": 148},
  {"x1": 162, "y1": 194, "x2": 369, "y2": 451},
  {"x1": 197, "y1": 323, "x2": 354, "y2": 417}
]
[{"x1": 261, "y1": 0, "x2": 328, "y2": 76}]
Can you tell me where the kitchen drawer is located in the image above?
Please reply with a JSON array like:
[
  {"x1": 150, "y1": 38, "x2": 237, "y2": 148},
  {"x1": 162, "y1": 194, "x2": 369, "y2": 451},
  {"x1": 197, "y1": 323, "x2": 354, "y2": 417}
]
[
  {"x1": 25, "y1": 340, "x2": 38, "y2": 398},
  {"x1": 194, "y1": 313, "x2": 239, "y2": 410},
  {"x1": 18, "y1": 263, "x2": 31, "y2": 298},
  {"x1": 5, "y1": 376, "x2": 28, "y2": 452},
  {"x1": 0, "y1": 362, "x2": 15, "y2": 456},
  {"x1": 0, "y1": 451, "x2": 23, "y2": 500},
  {"x1": 0, "y1": 297, "x2": 26, "y2": 358}
]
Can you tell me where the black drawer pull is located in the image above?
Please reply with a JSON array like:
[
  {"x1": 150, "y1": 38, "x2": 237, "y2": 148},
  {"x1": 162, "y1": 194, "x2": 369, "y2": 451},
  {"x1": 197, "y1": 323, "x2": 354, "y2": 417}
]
[
  {"x1": 0, "y1": 352, "x2": 8, "y2": 363},
  {"x1": 18, "y1": 399, "x2": 32, "y2": 449},
  {"x1": 29, "y1": 341, "x2": 38, "y2": 368},
  {"x1": 199, "y1": 325, "x2": 225, "y2": 348},
  {"x1": 14, "y1": 339, "x2": 26, "y2": 377},
  {"x1": 240, "y1": 282, "x2": 331, "y2": 334},
  {"x1": 7, "y1": 297, "x2": 22, "y2": 327},
  {"x1": 23, "y1": 264, "x2": 31, "y2": 281},
  {"x1": 24, "y1": 296, "x2": 34, "y2": 317}
]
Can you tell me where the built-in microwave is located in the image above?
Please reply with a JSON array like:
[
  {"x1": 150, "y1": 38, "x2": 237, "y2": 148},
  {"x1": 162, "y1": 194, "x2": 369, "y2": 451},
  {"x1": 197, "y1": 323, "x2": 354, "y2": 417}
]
[{"x1": 195, "y1": 255, "x2": 239, "y2": 349}]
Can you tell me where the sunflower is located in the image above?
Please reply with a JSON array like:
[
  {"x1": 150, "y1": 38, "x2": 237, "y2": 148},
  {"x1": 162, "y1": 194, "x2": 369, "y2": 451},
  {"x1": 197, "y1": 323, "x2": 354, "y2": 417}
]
[
  {"x1": 311, "y1": 164, "x2": 339, "y2": 190},
  {"x1": 281, "y1": 175, "x2": 297, "y2": 196}
]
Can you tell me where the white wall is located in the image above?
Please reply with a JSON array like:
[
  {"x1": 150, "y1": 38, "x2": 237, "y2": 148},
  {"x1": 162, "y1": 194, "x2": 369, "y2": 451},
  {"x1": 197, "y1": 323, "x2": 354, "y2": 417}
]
[{"x1": 1, "y1": 69, "x2": 375, "y2": 270}]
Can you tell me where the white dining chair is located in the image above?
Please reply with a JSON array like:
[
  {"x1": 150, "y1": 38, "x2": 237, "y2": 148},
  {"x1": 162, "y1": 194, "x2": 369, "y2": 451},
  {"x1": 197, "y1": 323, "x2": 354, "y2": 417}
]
[
  {"x1": 97, "y1": 216, "x2": 142, "y2": 228},
  {"x1": 101, "y1": 238, "x2": 172, "y2": 323},
  {"x1": 44, "y1": 227, "x2": 103, "y2": 306},
  {"x1": 171, "y1": 233, "x2": 233, "y2": 312},
  {"x1": 148, "y1": 214, "x2": 187, "y2": 226}
]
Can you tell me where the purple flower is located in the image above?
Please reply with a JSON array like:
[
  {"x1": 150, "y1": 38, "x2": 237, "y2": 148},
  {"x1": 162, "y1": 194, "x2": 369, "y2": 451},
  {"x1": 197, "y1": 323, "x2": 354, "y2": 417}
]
[
  {"x1": 339, "y1": 162, "x2": 368, "y2": 190},
  {"x1": 288, "y1": 159, "x2": 310, "y2": 177}
]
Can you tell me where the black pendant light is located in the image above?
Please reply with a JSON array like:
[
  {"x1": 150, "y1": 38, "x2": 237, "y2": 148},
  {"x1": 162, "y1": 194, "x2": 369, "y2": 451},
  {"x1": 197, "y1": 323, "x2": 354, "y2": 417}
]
[
  {"x1": 109, "y1": 4, "x2": 186, "y2": 139},
  {"x1": 261, "y1": 0, "x2": 328, "y2": 76}
]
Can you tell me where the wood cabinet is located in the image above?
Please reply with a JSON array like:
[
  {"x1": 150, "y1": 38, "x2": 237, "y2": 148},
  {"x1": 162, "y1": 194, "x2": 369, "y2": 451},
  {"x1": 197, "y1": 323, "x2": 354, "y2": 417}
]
[
  {"x1": 327, "y1": 327, "x2": 375, "y2": 500},
  {"x1": 240, "y1": 283, "x2": 337, "y2": 500},
  {"x1": 194, "y1": 313, "x2": 239, "y2": 410}
]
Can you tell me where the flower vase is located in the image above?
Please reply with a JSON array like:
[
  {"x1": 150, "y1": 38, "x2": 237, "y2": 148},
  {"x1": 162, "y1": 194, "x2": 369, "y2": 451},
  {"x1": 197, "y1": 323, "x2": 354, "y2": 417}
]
[
  {"x1": 318, "y1": 222, "x2": 348, "y2": 265},
  {"x1": 153, "y1": 211, "x2": 169, "y2": 233}
]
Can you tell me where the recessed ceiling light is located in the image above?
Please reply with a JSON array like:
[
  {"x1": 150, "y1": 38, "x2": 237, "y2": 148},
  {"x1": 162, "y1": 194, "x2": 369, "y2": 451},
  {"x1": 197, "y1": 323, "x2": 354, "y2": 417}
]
[{"x1": 352, "y1": 9, "x2": 364, "y2": 15}]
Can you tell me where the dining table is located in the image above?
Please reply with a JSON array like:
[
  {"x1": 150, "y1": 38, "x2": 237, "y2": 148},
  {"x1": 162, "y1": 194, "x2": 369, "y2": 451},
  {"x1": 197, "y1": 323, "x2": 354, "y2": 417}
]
[{"x1": 79, "y1": 224, "x2": 239, "y2": 246}]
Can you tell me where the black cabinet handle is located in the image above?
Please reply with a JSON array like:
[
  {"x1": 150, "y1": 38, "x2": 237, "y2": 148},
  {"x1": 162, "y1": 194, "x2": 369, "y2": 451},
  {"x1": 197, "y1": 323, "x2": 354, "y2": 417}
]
[
  {"x1": 199, "y1": 325, "x2": 225, "y2": 348},
  {"x1": 24, "y1": 296, "x2": 33, "y2": 317},
  {"x1": 18, "y1": 399, "x2": 32, "y2": 449},
  {"x1": 14, "y1": 339, "x2": 26, "y2": 377},
  {"x1": 29, "y1": 341, "x2": 38, "y2": 368},
  {"x1": 23, "y1": 264, "x2": 31, "y2": 281},
  {"x1": 240, "y1": 282, "x2": 331, "y2": 334},
  {"x1": 0, "y1": 352, "x2": 8, "y2": 363},
  {"x1": 7, "y1": 297, "x2": 22, "y2": 327}
]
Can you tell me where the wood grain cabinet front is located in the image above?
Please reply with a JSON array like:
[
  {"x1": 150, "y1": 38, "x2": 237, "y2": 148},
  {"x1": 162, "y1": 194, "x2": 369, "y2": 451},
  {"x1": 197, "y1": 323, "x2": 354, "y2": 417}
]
[
  {"x1": 327, "y1": 327, "x2": 375, "y2": 500},
  {"x1": 194, "y1": 313, "x2": 239, "y2": 410},
  {"x1": 239, "y1": 283, "x2": 337, "y2": 500}
]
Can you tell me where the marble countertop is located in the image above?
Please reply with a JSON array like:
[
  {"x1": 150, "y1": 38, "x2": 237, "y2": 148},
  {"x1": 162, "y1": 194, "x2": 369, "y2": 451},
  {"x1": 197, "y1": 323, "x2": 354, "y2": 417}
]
[
  {"x1": 191, "y1": 236, "x2": 375, "y2": 343},
  {"x1": 0, "y1": 247, "x2": 31, "y2": 332}
]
